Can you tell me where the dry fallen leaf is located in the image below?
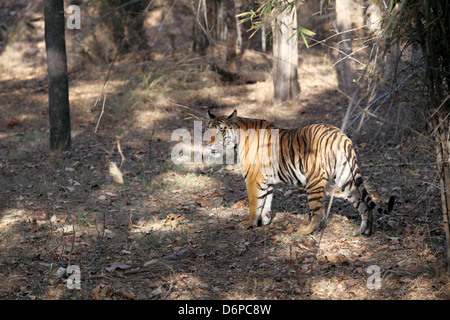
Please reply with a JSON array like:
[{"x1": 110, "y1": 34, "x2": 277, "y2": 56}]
[
  {"x1": 92, "y1": 284, "x2": 112, "y2": 300},
  {"x1": 325, "y1": 253, "x2": 346, "y2": 264},
  {"x1": 143, "y1": 259, "x2": 159, "y2": 267},
  {"x1": 105, "y1": 262, "x2": 130, "y2": 272},
  {"x1": 164, "y1": 213, "x2": 186, "y2": 228},
  {"x1": 232, "y1": 199, "x2": 248, "y2": 209},
  {"x1": 199, "y1": 200, "x2": 213, "y2": 207},
  {"x1": 121, "y1": 291, "x2": 137, "y2": 300},
  {"x1": 109, "y1": 162, "x2": 124, "y2": 184},
  {"x1": 345, "y1": 278, "x2": 359, "y2": 287},
  {"x1": 210, "y1": 191, "x2": 222, "y2": 198},
  {"x1": 284, "y1": 222, "x2": 295, "y2": 233},
  {"x1": 6, "y1": 116, "x2": 20, "y2": 127},
  {"x1": 149, "y1": 287, "x2": 162, "y2": 297}
]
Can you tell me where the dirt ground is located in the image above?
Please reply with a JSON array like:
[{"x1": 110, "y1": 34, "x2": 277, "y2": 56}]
[{"x1": 0, "y1": 1, "x2": 448, "y2": 300}]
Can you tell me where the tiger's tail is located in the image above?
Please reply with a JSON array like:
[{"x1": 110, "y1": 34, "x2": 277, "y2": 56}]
[
  {"x1": 364, "y1": 192, "x2": 396, "y2": 215},
  {"x1": 356, "y1": 174, "x2": 395, "y2": 215},
  {"x1": 353, "y1": 172, "x2": 395, "y2": 235},
  {"x1": 336, "y1": 148, "x2": 396, "y2": 235}
]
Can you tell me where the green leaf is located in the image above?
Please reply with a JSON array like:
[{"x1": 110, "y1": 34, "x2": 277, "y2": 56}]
[
  {"x1": 298, "y1": 26, "x2": 315, "y2": 37},
  {"x1": 389, "y1": 0, "x2": 394, "y2": 12},
  {"x1": 298, "y1": 26, "x2": 315, "y2": 48},
  {"x1": 300, "y1": 32, "x2": 309, "y2": 48}
]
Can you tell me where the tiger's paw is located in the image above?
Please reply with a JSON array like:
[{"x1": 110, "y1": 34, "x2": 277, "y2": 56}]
[
  {"x1": 355, "y1": 219, "x2": 372, "y2": 236},
  {"x1": 261, "y1": 211, "x2": 273, "y2": 226},
  {"x1": 297, "y1": 214, "x2": 322, "y2": 235},
  {"x1": 239, "y1": 220, "x2": 254, "y2": 230}
]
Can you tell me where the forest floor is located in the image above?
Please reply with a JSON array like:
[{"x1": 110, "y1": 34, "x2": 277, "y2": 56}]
[{"x1": 0, "y1": 1, "x2": 449, "y2": 300}]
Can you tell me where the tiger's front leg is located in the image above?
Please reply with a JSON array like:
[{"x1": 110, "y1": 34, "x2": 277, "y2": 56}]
[
  {"x1": 260, "y1": 185, "x2": 274, "y2": 226},
  {"x1": 240, "y1": 181, "x2": 272, "y2": 229},
  {"x1": 240, "y1": 180, "x2": 258, "y2": 229}
]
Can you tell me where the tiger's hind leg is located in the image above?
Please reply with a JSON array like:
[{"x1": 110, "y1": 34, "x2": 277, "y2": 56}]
[
  {"x1": 298, "y1": 180, "x2": 327, "y2": 235},
  {"x1": 340, "y1": 184, "x2": 373, "y2": 235}
]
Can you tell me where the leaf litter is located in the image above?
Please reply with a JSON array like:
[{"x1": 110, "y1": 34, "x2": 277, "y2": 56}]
[{"x1": 0, "y1": 2, "x2": 448, "y2": 300}]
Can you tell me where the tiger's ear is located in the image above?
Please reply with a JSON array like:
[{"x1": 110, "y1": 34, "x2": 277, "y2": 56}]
[
  {"x1": 228, "y1": 110, "x2": 237, "y2": 126},
  {"x1": 207, "y1": 109, "x2": 216, "y2": 120}
]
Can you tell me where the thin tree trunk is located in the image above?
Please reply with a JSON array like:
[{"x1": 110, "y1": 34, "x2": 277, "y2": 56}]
[
  {"x1": 272, "y1": 5, "x2": 300, "y2": 103},
  {"x1": 335, "y1": 0, "x2": 357, "y2": 96},
  {"x1": 192, "y1": 0, "x2": 210, "y2": 54},
  {"x1": 192, "y1": 0, "x2": 222, "y2": 55},
  {"x1": 435, "y1": 119, "x2": 450, "y2": 274},
  {"x1": 424, "y1": 32, "x2": 450, "y2": 274},
  {"x1": 430, "y1": 59, "x2": 450, "y2": 274},
  {"x1": 224, "y1": 0, "x2": 237, "y2": 73},
  {"x1": 44, "y1": 0, "x2": 71, "y2": 151}
]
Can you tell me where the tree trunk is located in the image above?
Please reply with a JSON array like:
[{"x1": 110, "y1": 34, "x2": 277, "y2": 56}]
[
  {"x1": 335, "y1": 0, "x2": 357, "y2": 96},
  {"x1": 420, "y1": 18, "x2": 450, "y2": 273},
  {"x1": 192, "y1": 0, "x2": 209, "y2": 54},
  {"x1": 224, "y1": 0, "x2": 237, "y2": 73},
  {"x1": 272, "y1": 4, "x2": 300, "y2": 103},
  {"x1": 110, "y1": 0, "x2": 148, "y2": 50},
  {"x1": 44, "y1": 0, "x2": 71, "y2": 152},
  {"x1": 382, "y1": 0, "x2": 450, "y2": 274},
  {"x1": 192, "y1": 0, "x2": 221, "y2": 55},
  {"x1": 429, "y1": 48, "x2": 450, "y2": 274},
  {"x1": 435, "y1": 116, "x2": 450, "y2": 274}
]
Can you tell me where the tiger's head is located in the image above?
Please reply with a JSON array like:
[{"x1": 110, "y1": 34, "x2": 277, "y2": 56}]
[{"x1": 205, "y1": 109, "x2": 238, "y2": 157}]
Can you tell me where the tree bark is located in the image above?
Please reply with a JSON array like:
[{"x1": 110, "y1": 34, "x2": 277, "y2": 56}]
[
  {"x1": 435, "y1": 117, "x2": 450, "y2": 274},
  {"x1": 109, "y1": 0, "x2": 148, "y2": 50},
  {"x1": 335, "y1": 0, "x2": 357, "y2": 96},
  {"x1": 44, "y1": 0, "x2": 71, "y2": 151},
  {"x1": 224, "y1": 0, "x2": 237, "y2": 73},
  {"x1": 420, "y1": 18, "x2": 450, "y2": 273},
  {"x1": 272, "y1": 4, "x2": 300, "y2": 103},
  {"x1": 192, "y1": 0, "x2": 209, "y2": 54},
  {"x1": 429, "y1": 49, "x2": 450, "y2": 274},
  {"x1": 192, "y1": 0, "x2": 222, "y2": 55}
]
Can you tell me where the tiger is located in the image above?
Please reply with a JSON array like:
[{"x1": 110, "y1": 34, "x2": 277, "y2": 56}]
[{"x1": 205, "y1": 109, "x2": 395, "y2": 235}]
